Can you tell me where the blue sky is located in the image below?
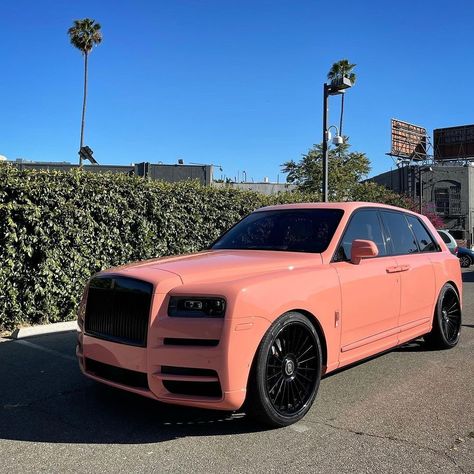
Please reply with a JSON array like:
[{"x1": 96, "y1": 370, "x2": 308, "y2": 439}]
[{"x1": 1, "y1": 0, "x2": 473, "y2": 181}]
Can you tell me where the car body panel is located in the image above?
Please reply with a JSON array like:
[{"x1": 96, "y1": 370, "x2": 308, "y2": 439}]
[
  {"x1": 393, "y1": 253, "x2": 436, "y2": 328},
  {"x1": 333, "y1": 256, "x2": 400, "y2": 363},
  {"x1": 77, "y1": 202, "x2": 462, "y2": 411}
]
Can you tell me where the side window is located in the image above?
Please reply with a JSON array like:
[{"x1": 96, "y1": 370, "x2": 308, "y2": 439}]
[
  {"x1": 380, "y1": 211, "x2": 418, "y2": 255},
  {"x1": 336, "y1": 210, "x2": 386, "y2": 261},
  {"x1": 407, "y1": 216, "x2": 439, "y2": 252},
  {"x1": 438, "y1": 231, "x2": 451, "y2": 244}
]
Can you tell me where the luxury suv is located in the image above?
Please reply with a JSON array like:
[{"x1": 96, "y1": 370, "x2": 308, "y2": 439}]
[{"x1": 77, "y1": 202, "x2": 462, "y2": 427}]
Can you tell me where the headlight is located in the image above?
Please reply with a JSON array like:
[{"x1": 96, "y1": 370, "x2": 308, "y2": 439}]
[{"x1": 168, "y1": 297, "x2": 226, "y2": 318}]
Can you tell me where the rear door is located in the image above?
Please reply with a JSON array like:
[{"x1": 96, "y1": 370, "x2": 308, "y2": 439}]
[{"x1": 379, "y1": 211, "x2": 436, "y2": 343}]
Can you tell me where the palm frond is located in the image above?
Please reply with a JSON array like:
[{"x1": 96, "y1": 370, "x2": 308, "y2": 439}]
[
  {"x1": 327, "y1": 59, "x2": 357, "y2": 84},
  {"x1": 67, "y1": 18, "x2": 102, "y2": 54}
]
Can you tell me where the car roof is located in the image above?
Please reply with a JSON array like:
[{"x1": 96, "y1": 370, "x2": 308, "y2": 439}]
[{"x1": 257, "y1": 201, "x2": 420, "y2": 216}]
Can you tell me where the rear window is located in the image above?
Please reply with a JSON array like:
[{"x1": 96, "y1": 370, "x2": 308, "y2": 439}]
[
  {"x1": 380, "y1": 211, "x2": 418, "y2": 255},
  {"x1": 212, "y1": 209, "x2": 344, "y2": 253},
  {"x1": 407, "y1": 216, "x2": 438, "y2": 252}
]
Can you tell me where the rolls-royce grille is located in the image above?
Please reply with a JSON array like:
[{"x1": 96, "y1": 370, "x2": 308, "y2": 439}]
[{"x1": 84, "y1": 276, "x2": 153, "y2": 347}]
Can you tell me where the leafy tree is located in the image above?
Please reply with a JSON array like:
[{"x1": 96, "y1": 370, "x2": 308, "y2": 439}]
[
  {"x1": 282, "y1": 140, "x2": 370, "y2": 200},
  {"x1": 350, "y1": 181, "x2": 410, "y2": 207},
  {"x1": 327, "y1": 59, "x2": 356, "y2": 135},
  {"x1": 68, "y1": 18, "x2": 102, "y2": 164},
  {"x1": 420, "y1": 203, "x2": 445, "y2": 229},
  {"x1": 351, "y1": 182, "x2": 445, "y2": 227}
]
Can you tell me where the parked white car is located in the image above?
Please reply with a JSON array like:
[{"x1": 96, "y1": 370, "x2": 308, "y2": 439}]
[{"x1": 437, "y1": 230, "x2": 458, "y2": 255}]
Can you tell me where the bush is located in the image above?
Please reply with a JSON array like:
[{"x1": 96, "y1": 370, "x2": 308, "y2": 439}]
[
  {"x1": 0, "y1": 165, "x2": 416, "y2": 332},
  {"x1": 0, "y1": 166, "x2": 319, "y2": 331}
]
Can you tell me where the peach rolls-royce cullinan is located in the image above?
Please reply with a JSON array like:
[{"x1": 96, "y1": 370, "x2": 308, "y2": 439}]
[{"x1": 76, "y1": 202, "x2": 462, "y2": 427}]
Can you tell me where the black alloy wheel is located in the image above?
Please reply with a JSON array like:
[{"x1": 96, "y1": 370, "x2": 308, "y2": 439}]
[
  {"x1": 247, "y1": 312, "x2": 322, "y2": 427},
  {"x1": 459, "y1": 255, "x2": 472, "y2": 268},
  {"x1": 425, "y1": 283, "x2": 461, "y2": 349}
]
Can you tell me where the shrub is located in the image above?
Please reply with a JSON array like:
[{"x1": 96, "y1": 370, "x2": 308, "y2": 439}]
[
  {"x1": 0, "y1": 165, "x2": 419, "y2": 331},
  {"x1": 0, "y1": 166, "x2": 318, "y2": 331}
]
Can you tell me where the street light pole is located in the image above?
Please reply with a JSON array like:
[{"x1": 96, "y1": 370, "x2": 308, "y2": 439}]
[
  {"x1": 321, "y1": 77, "x2": 352, "y2": 203},
  {"x1": 322, "y1": 83, "x2": 329, "y2": 202}
]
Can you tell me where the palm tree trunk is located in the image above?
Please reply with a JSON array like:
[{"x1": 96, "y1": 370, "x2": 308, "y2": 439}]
[{"x1": 79, "y1": 52, "x2": 88, "y2": 166}]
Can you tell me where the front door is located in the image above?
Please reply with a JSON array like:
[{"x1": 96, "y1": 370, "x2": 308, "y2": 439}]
[{"x1": 332, "y1": 209, "x2": 400, "y2": 366}]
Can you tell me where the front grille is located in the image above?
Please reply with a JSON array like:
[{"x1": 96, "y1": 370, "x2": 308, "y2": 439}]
[
  {"x1": 86, "y1": 358, "x2": 149, "y2": 390},
  {"x1": 85, "y1": 276, "x2": 153, "y2": 347}
]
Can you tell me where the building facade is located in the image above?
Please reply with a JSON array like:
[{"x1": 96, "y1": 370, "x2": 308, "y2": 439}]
[
  {"x1": 9, "y1": 160, "x2": 213, "y2": 186},
  {"x1": 370, "y1": 164, "x2": 474, "y2": 245},
  {"x1": 7, "y1": 159, "x2": 292, "y2": 194}
]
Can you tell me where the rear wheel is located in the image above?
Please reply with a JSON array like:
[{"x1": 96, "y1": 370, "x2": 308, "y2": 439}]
[
  {"x1": 246, "y1": 312, "x2": 322, "y2": 427},
  {"x1": 425, "y1": 284, "x2": 461, "y2": 349},
  {"x1": 459, "y1": 255, "x2": 472, "y2": 268}
]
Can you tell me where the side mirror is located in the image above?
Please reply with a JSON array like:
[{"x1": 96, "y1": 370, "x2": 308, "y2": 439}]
[{"x1": 351, "y1": 239, "x2": 379, "y2": 265}]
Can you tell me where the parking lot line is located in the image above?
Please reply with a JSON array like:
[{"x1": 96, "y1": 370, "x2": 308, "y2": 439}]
[{"x1": 15, "y1": 339, "x2": 76, "y2": 362}]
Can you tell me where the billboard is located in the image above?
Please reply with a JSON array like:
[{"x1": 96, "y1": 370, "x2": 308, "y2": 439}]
[
  {"x1": 434, "y1": 125, "x2": 474, "y2": 160},
  {"x1": 390, "y1": 119, "x2": 428, "y2": 160}
]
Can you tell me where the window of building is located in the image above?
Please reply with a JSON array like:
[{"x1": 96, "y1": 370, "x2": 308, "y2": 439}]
[
  {"x1": 449, "y1": 186, "x2": 461, "y2": 215},
  {"x1": 435, "y1": 184, "x2": 461, "y2": 216},
  {"x1": 435, "y1": 188, "x2": 450, "y2": 215}
]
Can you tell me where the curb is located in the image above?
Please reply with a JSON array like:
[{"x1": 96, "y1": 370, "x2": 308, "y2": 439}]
[{"x1": 11, "y1": 321, "x2": 78, "y2": 339}]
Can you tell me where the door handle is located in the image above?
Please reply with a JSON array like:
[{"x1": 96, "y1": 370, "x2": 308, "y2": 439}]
[{"x1": 386, "y1": 265, "x2": 411, "y2": 273}]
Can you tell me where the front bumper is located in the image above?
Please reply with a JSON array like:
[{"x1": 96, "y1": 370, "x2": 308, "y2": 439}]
[{"x1": 77, "y1": 293, "x2": 271, "y2": 411}]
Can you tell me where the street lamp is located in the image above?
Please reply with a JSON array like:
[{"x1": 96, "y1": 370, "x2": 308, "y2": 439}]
[
  {"x1": 327, "y1": 125, "x2": 344, "y2": 145},
  {"x1": 322, "y1": 76, "x2": 353, "y2": 202}
]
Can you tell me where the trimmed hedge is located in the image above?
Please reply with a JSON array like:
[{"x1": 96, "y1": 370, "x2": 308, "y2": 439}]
[{"x1": 0, "y1": 165, "x2": 322, "y2": 331}]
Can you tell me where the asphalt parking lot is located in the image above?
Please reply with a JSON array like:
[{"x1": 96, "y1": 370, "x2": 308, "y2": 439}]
[{"x1": 1, "y1": 271, "x2": 473, "y2": 473}]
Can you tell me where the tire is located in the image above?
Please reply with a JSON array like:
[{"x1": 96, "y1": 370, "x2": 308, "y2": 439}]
[
  {"x1": 246, "y1": 312, "x2": 322, "y2": 427},
  {"x1": 459, "y1": 255, "x2": 472, "y2": 268},
  {"x1": 425, "y1": 283, "x2": 462, "y2": 349}
]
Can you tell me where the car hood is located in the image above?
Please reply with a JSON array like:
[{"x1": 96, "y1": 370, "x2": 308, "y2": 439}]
[{"x1": 109, "y1": 249, "x2": 322, "y2": 286}]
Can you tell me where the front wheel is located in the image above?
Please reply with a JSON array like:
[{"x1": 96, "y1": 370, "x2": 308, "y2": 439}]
[
  {"x1": 425, "y1": 283, "x2": 461, "y2": 349},
  {"x1": 246, "y1": 312, "x2": 322, "y2": 427},
  {"x1": 459, "y1": 255, "x2": 472, "y2": 268}
]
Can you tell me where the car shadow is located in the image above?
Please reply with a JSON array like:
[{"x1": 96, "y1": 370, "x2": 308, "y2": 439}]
[
  {"x1": 0, "y1": 331, "x2": 265, "y2": 445},
  {"x1": 393, "y1": 339, "x2": 441, "y2": 353},
  {"x1": 462, "y1": 269, "x2": 474, "y2": 283}
]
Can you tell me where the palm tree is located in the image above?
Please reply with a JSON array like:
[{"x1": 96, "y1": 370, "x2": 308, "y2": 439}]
[
  {"x1": 68, "y1": 18, "x2": 102, "y2": 165},
  {"x1": 327, "y1": 59, "x2": 356, "y2": 136}
]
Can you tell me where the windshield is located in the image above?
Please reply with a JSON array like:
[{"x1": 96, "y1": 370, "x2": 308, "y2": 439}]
[{"x1": 211, "y1": 209, "x2": 344, "y2": 253}]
